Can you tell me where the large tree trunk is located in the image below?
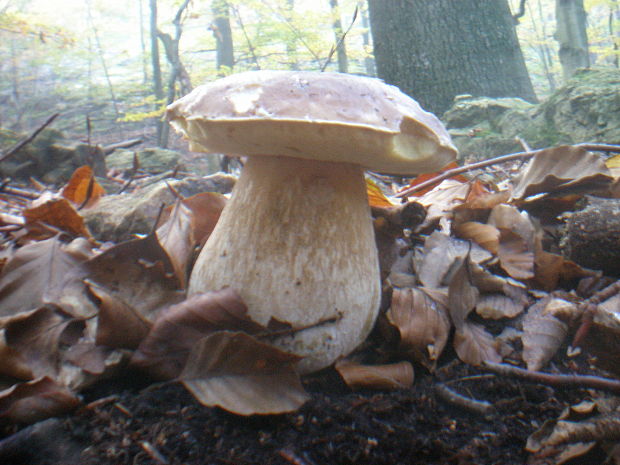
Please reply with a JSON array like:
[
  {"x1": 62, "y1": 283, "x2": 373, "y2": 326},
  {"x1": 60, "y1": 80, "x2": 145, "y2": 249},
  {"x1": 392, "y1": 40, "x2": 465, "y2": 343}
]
[
  {"x1": 211, "y1": 0, "x2": 234, "y2": 73},
  {"x1": 367, "y1": 0, "x2": 537, "y2": 115},
  {"x1": 555, "y1": 0, "x2": 590, "y2": 81}
]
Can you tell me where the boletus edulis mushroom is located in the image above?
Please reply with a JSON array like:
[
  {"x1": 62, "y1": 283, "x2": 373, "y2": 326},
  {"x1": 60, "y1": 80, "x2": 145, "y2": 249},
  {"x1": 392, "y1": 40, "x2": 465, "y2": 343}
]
[{"x1": 167, "y1": 70, "x2": 457, "y2": 373}]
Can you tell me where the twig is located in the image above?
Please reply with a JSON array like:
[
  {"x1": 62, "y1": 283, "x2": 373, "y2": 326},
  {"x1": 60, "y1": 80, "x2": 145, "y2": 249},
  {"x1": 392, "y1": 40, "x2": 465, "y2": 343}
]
[
  {"x1": 572, "y1": 279, "x2": 620, "y2": 348},
  {"x1": 278, "y1": 447, "x2": 316, "y2": 465},
  {"x1": 0, "y1": 113, "x2": 59, "y2": 163},
  {"x1": 140, "y1": 441, "x2": 169, "y2": 465},
  {"x1": 0, "y1": 185, "x2": 40, "y2": 199},
  {"x1": 481, "y1": 361, "x2": 620, "y2": 394},
  {"x1": 321, "y1": 5, "x2": 359, "y2": 72},
  {"x1": 396, "y1": 142, "x2": 620, "y2": 198},
  {"x1": 435, "y1": 383, "x2": 495, "y2": 418}
]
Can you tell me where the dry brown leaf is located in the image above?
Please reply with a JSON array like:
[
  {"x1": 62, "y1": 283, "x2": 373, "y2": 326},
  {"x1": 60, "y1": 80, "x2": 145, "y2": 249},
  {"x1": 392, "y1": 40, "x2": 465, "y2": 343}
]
[
  {"x1": 448, "y1": 257, "x2": 479, "y2": 329},
  {"x1": 453, "y1": 221, "x2": 500, "y2": 255},
  {"x1": 87, "y1": 281, "x2": 151, "y2": 350},
  {"x1": 454, "y1": 321, "x2": 502, "y2": 366},
  {"x1": 387, "y1": 287, "x2": 450, "y2": 370},
  {"x1": 0, "y1": 376, "x2": 80, "y2": 424},
  {"x1": 156, "y1": 198, "x2": 194, "y2": 286},
  {"x1": 414, "y1": 179, "x2": 471, "y2": 230},
  {"x1": 414, "y1": 231, "x2": 491, "y2": 289},
  {"x1": 61, "y1": 165, "x2": 106, "y2": 208},
  {"x1": 4, "y1": 307, "x2": 84, "y2": 380},
  {"x1": 132, "y1": 288, "x2": 265, "y2": 380},
  {"x1": 512, "y1": 146, "x2": 613, "y2": 200},
  {"x1": 175, "y1": 192, "x2": 227, "y2": 247},
  {"x1": 0, "y1": 237, "x2": 89, "y2": 318},
  {"x1": 476, "y1": 293, "x2": 525, "y2": 319},
  {"x1": 180, "y1": 331, "x2": 308, "y2": 416},
  {"x1": 84, "y1": 233, "x2": 184, "y2": 324},
  {"x1": 522, "y1": 297, "x2": 569, "y2": 371},
  {"x1": 366, "y1": 178, "x2": 396, "y2": 207},
  {"x1": 497, "y1": 230, "x2": 535, "y2": 280},
  {"x1": 335, "y1": 360, "x2": 414, "y2": 391},
  {"x1": 23, "y1": 198, "x2": 92, "y2": 240},
  {"x1": 0, "y1": 331, "x2": 33, "y2": 380}
]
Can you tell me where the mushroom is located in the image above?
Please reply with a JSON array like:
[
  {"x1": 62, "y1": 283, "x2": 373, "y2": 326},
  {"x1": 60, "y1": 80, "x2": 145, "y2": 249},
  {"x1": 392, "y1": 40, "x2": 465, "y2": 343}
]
[{"x1": 167, "y1": 70, "x2": 457, "y2": 373}]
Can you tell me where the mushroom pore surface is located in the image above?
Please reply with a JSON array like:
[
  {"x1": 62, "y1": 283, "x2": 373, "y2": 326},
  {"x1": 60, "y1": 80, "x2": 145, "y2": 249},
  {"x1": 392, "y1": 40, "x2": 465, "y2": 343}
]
[{"x1": 187, "y1": 155, "x2": 381, "y2": 373}]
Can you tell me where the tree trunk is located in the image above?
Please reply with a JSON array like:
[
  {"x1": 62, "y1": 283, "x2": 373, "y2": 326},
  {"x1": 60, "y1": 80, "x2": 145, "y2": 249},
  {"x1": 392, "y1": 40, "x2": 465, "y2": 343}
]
[
  {"x1": 212, "y1": 0, "x2": 234, "y2": 73},
  {"x1": 329, "y1": 0, "x2": 348, "y2": 73},
  {"x1": 286, "y1": 0, "x2": 299, "y2": 70},
  {"x1": 367, "y1": 0, "x2": 537, "y2": 115},
  {"x1": 360, "y1": 2, "x2": 376, "y2": 76},
  {"x1": 150, "y1": 0, "x2": 165, "y2": 146},
  {"x1": 555, "y1": 0, "x2": 590, "y2": 81},
  {"x1": 158, "y1": 0, "x2": 192, "y2": 148}
]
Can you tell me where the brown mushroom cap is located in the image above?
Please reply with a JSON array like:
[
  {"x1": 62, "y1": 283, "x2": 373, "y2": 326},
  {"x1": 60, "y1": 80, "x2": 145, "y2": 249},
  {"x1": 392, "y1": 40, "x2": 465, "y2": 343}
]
[{"x1": 167, "y1": 70, "x2": 456, "y2": 175}]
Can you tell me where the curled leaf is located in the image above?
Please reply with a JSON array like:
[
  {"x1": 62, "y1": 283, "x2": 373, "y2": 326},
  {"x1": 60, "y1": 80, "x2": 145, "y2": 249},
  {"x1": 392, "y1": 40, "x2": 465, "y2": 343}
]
[
  {"x1": 454, "y1": 321, "x2": 502, "y2": 366},
  {"x1": 335, "y1": 360, "x2": 414, "y2": 391},
  {"x1": 522, "y1": 297, "x2": 569, "y2": 371}
]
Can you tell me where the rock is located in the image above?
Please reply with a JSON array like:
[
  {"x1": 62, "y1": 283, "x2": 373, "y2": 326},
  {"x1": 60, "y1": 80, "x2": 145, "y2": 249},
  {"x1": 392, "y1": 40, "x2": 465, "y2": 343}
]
[
  {"x1": 530, "y1": 68, "x2": 620, "y2": 146},
  {"x1": 443, "y1": 96, "x2": 535, "y2": 160},
  {"x1": 442, "y1": 68, "x2": 620, "y2": 160},
  {"x1": 83, "y1": 173, "x2": 236, "y2": 242},
  {"x1": 107, "y1": 147, "x2": 181, "y2": 174},
  {"x1": 559, "y1": 196, "x2": 620, "y2": 276}
]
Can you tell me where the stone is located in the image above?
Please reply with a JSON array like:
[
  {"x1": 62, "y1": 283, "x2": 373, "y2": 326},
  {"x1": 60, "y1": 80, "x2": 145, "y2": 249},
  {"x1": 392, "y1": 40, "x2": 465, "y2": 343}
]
[{"x1": 83, "y1": 173, "x2": 236, "y2": 243}]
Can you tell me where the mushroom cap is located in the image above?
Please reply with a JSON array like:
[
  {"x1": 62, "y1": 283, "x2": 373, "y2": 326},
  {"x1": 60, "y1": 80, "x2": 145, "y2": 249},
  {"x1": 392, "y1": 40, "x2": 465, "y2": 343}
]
[{"x1": 167, "y1": 70, "x2": 457, "y2": 175}]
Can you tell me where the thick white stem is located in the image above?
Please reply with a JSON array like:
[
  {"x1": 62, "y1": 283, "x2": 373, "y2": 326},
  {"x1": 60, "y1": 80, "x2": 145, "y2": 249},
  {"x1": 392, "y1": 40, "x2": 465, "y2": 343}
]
[{"x1": 188, "y1": 155, "x2": 381, "y2": 373}]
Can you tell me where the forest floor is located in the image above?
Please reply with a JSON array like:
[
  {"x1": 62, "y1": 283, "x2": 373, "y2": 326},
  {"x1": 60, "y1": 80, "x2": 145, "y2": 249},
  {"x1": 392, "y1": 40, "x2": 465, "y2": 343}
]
[{"x1": 18, "y1": 355, "x2": 593, "y2": 465}]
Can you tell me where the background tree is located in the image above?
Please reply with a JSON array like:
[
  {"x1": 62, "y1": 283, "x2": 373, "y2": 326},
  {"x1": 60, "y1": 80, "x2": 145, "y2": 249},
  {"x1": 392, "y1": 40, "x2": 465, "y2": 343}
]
[
  {"x1": 329, "y1": 0, "x2": 348, "y2": 72},
  {"x1": 211, "y1": 0, "x2": 234, "y2": 73},
  {"x1": 367, "y1": 0, "x2": 538, "y2": 115},
  {"x1": 555, "y1": 0, "x2": 590, "y2": 80}
]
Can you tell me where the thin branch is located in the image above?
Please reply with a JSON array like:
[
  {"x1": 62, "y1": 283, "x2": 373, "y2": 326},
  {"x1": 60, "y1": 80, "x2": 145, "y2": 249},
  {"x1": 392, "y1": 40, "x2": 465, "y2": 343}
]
[
  {"x1": 0, "y1": 113, "x2": 59, "y2": 163},
  {"x1": 230, "y1": 5, "x2": 260, "y2": 69},
  {"x1": 481, "y1": 361, "x2": 620, "y2": 394},
  {"x1": 435, "y1": 383, "x2": 496, "y2": 418},
  {"x1": 396, "y1": 143, "x2": 620, "y2": 198},
  {"x1": 321, "y1": 5, "x2": 358, "y2": 72}
]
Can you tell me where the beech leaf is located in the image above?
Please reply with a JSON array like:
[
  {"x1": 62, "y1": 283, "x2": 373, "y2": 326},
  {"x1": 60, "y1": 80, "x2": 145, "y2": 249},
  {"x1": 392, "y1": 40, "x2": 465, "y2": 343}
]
[
  {"x1": 61, "y1": 165, "x2": 106, "y2": 208},
  {"x1": 388, "y1": 287, "x2": 450, "y2": 370},
  {"x1": 522, "y1": 297, "x2": 569, "y2": 371},
  {"x1": 180, "y1": 331, "x2": 308, "y2": 416},
  {"x1": 448, "y1": 257, "x2": 479, "y2": 329},
  {"x1": 23, "y1": 198, "x2": 92, "y2": 240},
  {"x1": 511, "y1": 145, "x2": 612, "y2": 200},
  {"x1": 0, "y1": 237, "x2": 90, "y2": 318},
  {"x1": 454, "y1": 321, "x2": 502, "y2": 366},
  {"x1": 132, "y1": 288, "x2": 265, "y2": 380},
  {"x1": 156, "y1": 198, "x2": 194, "y2": 286},
  {"x1": 84, "y1": 233, "x2": 183, "y2": 323},
  {"x1": 0, "y1": 376, "x2": 80, "y2": 425},
  {"x1": 476, "y1": 293, "x2": 525, "y2": 319}
]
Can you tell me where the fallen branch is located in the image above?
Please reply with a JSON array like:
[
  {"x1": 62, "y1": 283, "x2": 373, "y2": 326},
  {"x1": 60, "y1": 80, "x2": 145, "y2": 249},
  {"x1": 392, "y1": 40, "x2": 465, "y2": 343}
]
[
  {"x1": 396, "y1": 142, "x2": 620, "y2": 198},
  {"x1": 0, "y1": 113, "x2": 60, "y2": 163},
  {"x1": 481, "y1": 362, "x2": 620, "y2": 394},
  {"x1": 102, "y1": 138, "x2": 143, "y2": 155}
]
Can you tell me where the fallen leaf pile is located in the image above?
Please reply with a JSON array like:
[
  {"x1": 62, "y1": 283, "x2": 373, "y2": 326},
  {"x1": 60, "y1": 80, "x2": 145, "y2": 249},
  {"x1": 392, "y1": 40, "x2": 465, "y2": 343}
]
[{"x1": 0, "y1": 144, "x2": 619, "y2": 462}]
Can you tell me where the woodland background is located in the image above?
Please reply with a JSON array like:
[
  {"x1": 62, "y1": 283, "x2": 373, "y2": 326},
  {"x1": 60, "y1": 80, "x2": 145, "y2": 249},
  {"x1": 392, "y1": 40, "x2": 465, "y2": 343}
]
[{"x1": 0, "y1": 0, "x2": 618, "y2": 155}]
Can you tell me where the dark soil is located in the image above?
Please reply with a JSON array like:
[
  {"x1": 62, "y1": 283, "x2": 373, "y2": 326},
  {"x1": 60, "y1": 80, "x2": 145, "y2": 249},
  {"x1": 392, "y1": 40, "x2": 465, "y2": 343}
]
[{"x1": 2, "y1": 362, "x2": 590, "y2": 465}]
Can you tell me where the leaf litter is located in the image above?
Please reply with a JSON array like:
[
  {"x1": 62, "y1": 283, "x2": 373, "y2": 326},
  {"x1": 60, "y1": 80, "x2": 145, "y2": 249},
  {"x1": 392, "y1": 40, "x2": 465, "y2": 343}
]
[{"x1": 0, "y1": 144, "x2": 619, "y2": 463}]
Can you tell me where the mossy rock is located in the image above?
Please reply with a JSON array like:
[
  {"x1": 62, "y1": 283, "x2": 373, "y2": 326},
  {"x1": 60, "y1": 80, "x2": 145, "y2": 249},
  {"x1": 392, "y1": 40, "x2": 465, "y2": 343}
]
[{"x1": 107, "y1": 148, "x2": 181, "y2": 174}]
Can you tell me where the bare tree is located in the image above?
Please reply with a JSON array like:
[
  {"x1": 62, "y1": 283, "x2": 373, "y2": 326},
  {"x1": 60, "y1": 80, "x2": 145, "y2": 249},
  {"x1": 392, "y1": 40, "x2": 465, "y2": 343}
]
[
  {"x1": 211, "y1": 0, "x2": 234, "y2": 73},
  {"x1": 555, "y1": 0, "x2": 590, "y2": 80}
]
